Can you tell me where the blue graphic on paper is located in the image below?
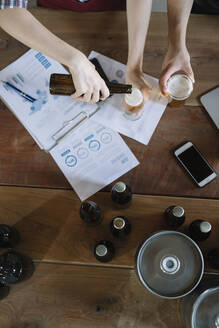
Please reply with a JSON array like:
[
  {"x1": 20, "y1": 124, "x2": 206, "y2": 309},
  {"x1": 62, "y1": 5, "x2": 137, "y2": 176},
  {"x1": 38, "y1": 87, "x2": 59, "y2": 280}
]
[
  {"x1": 30, "y1": 89, "x2": 48, "y2": 114},
  {"x1": 84, "y1": 134, "x2": 94, "y2": 142},
  {"x1": 100, "y1": 132, "x2": 112, "y2": 144},
  {"x1": 4, "y1": 74, "x2": 49, "y2": 115},
  {"x1": 12, "y1": 77, "x2": 19, "y2": 84},
  {"x1": 116, "y1": 70, "x2": 124, "y2": 79},
  {"x1": 89, "y1": 140, "x2": 101, "y2": 152},
  {"x1": 65, "y1": 155, "x2": 77, "y2": 167},
  {"x1": 35, "y1": 52, "x2": 51, "y2": 70},
  {"x1": 121, "y1": 157, "x2": 128, "y2": 164},
  {"x1": 111, "y1": 79, "x2": 118, "y2": 84},
  {"x1": 16, "y1": 73, "x2": 24, "y2": 83},
  {"x1": 61, "y1": 149, "x2": 71, "y2": 157},
  {"x1": 77, "y1": 147, "x2": 89, "y2": 159}
]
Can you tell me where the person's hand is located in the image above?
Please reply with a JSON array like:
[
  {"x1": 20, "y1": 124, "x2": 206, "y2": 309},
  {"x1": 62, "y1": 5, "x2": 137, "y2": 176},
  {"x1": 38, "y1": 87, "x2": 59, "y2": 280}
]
[
  {"x1": 159, "y1": 46, "x2": 194, "y2": 95},
  {"x1": 126, "y1": 69, "x2": 150, "y2": 102},
  {"x1": 69, "y1": 51, "x2": 110, "y2": 104}
]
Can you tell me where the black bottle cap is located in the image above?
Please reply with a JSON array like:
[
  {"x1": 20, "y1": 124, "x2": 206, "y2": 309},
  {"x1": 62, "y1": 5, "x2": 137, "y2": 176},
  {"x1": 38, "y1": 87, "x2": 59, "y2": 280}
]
[
  {"x1": 80, "y1": 201, "x2": 102, "y2": 225},
  {"x1": 113, "y1": 217, "x2": 126, "y2": 230},
  {"x1": 0, "y1": 251, "x2": 23, "y2": 284},
  {"x1": 113, "y1": 182, "x2": 126, "y2": 193},
  {"x1": 0, "y1": 251, "x2": 34, "y2": 285},
  {"x1": 172, "y1": 206, "x2": 184, "y2": 218},
  {"x1": 94, "y1": 241, "x2": 115, "y2": 263}
]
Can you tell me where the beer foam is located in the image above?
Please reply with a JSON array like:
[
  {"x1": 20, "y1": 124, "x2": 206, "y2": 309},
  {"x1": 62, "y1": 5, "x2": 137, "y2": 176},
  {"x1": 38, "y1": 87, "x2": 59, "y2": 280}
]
[
  {"x1": 167, "y1": 74, "x2": 193, "y2": 100},
  {"x1": 124, "y1": 88, "x2": 143, "y2": 107}
]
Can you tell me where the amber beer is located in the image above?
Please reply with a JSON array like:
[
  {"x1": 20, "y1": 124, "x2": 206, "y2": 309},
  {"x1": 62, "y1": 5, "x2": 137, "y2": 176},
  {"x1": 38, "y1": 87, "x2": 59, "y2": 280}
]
[{"x1": 166, "y1": 74, "x2": 194, "y2": 107}]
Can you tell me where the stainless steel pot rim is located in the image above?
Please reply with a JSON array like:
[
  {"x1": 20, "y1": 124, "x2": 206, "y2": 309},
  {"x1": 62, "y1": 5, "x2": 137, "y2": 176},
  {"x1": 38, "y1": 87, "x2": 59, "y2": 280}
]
[
  {"x1": 136, "y1": 230, "x2": 204, "y2": 299},
  {"x1": 191, "y1": 286, "x2": 219, "y2": 328}
]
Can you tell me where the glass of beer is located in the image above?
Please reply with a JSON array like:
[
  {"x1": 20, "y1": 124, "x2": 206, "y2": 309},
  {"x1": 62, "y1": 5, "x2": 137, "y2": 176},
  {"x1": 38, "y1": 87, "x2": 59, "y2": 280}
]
[
  {"x1": 123, "y1": 88, "x2": 145, "y2": 121},
  {"x1": 166, "y1": 73, "x2": 194, "y2": 107}
]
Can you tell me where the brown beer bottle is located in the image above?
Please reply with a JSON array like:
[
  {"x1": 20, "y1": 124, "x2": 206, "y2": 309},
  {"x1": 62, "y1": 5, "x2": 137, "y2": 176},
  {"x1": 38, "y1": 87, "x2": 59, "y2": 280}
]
[
  {"x1": 80, "y1": 201, "x2": 103, "y2": 226},
  {"x1": 50, "y1": 74, "x2": 132, "y2": 96},
  {"x1": 0, "y1": 251, "x2": 34, "y2": 285},
  {"x1": 188, "y1": 219, "x2": 211, "y2": 242},
  {"x1": 111, "y1": 182, "x2": 132, "y2": 208},
  {"x1": 110, "y1": 216, "x2": 131, "y2": 238},
  {"x1": 164, "y1": 205, "x2": 185, "y2": 228},
  {"x1": 94, "y1": 240, "x2": 115, "y2": 263}
]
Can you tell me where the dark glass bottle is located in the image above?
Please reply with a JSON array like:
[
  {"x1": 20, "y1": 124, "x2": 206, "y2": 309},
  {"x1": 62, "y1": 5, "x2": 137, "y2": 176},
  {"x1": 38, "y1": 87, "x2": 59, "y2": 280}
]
[
  {"x1": 94, "y1": 240, "x2": 115, "y2": 263},
  {"x1": 111, "y1": 182, "x2": 132, "y2": 208},
  {"x1": 110, "y1": 216, "x2": 131, "y2": 238},
  {"x1": 188, "y1": 219, "x2": 211, "y2": 242},
  {"x1": 0, "y1": 251, "x2": 34, "y2": 285},
  {"x1": 0, "y1": 224, "x2": 20, "y2": 248},
  {"x1": 164, "y1": 205, "x2": 185, "y2": 228},
  {"x1": 80, "y1": 201, "x2": 103, "y2": 226},
  {"x1": 207, "y1": 249, "x2": 219, "y2": 270},
  {"x1": 0, "y1": 283, "x2": 9, "y2": 300}
]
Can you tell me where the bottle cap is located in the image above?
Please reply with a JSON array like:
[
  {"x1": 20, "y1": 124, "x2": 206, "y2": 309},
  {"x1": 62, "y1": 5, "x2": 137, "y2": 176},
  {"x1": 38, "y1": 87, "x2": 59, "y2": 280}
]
[
  {"x1": 95, "y1": 244, "x2": 108, "y2": 257},
  {"x1": 166, "y1": 74, "x2": 193, "y2": 100},
  {"x1": 114, "y1": 182, "x2": 126, "y2": 193},
  {"x1": 172, "y1": 206, "x2": 184, "y2": 218},
  {"x1": 200, "y1": 221, "x2": 211, "y2": 233},
  {"x1": 113, "y1": 217, "x2": 125, "y2": 230}
]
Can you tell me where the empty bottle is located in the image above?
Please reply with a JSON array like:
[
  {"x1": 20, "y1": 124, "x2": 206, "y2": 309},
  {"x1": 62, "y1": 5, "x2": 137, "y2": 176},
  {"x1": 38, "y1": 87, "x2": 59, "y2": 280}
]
[
  {"x1": 207, "y1": 249, "x2": 219, "y2": 270},
  {"x1": 164, "y1": 205, "x2": 185, "y2": 228},
  {"x1": 110, "y1": 216, "x2": 131, "y2": 238},
  {"x1": 111, "y1": 181, "x2": 132, "y2": 208},
  {"x1": 0, "y1": 224, "x2": 20, "y2": 248},
  {"x1": 94, "y1": 240, "x2": 115, "y2": 263},
  {"x1": 0, "y1": 251, "x2": 34, "y2": 285},
  {"x1": 188, "y1": 219, "x2": 211, "y2": 242},
  {"x1": 80, "y1": 201, "x2": 103, "y2": 226}
]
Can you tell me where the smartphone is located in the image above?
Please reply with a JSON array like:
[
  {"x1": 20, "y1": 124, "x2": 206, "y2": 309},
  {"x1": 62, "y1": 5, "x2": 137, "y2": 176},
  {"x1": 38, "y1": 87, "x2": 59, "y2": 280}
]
[{"x1": 174, "y1": 141, "x2": 217, "y2": 187}]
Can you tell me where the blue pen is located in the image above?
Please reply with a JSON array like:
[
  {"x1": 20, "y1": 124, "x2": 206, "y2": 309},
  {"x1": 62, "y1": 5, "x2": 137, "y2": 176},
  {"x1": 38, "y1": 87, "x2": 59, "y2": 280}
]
[{"x1": 1, "y1": 80, "x2": 36, "y2": 103}]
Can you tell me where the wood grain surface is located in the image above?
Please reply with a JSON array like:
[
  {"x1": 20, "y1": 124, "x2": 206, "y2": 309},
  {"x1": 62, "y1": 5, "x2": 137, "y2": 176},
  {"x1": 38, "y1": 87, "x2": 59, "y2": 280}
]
[
  {"x1": 0, "y1": 101, "x2": 218, "y2": 198},
  {"x1": 0, "y1": 186, "x2": 218, "y2": 270},
  {"x1": 0, "y1": 263, "x2": 183, "y2": 328},
  {"x1": 0, "y1": 11, "x2": 218, "y2": 197}
]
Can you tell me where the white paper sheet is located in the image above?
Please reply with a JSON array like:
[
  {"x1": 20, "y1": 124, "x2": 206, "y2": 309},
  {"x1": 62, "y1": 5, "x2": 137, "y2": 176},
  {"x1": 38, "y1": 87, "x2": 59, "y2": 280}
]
[
  {"x1": 0, "y1": 49, "x2": 98, "y2": 151},
  {"x1": 89, "y1": 51, "x2": 168, "y2": 145},
  {"x1": 0, "y1": 49, "x2": 139, "y2": 201},
  {"x1": 50, "y1": 120, "x2": 139, "y2": 201}
]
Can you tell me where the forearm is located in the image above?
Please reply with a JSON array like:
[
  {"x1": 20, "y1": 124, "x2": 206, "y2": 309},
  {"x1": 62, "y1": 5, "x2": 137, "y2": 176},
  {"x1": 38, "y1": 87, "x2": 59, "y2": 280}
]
[
  {"x1": 126, "y1": 0, "x2": 152, "y2": 71},
  {"x1": 167, "y1": 0, "x2": 193, "y2": 49},
  {"x1": 0, "y1": 8, "x2": 80, "y2": 67}
]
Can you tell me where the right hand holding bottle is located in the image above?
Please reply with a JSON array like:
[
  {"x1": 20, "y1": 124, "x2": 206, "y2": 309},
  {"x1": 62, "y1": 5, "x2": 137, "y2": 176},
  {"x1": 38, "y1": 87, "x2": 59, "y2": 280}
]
[{"x1": 69, "y1": 51, "x2": 110, "y2": 104}]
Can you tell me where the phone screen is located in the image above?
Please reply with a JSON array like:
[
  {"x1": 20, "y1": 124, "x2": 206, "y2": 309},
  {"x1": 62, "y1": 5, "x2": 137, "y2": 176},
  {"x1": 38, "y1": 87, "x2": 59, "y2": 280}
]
[{"x1": 178, "y1": 145, "x2": 214, "y2": 183}]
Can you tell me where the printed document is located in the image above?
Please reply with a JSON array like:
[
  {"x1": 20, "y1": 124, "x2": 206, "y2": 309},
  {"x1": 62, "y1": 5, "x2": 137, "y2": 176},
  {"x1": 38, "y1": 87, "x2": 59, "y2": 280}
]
[
  {"x1": 0, "y1": 49, "x2": 139, "y2": 201},
  {"x1": 0, "y1": 49, "x2": 98, "y2": 151},
  {"x1": 89, "y1": 51, "x2": 168, "y2": 145},
  {"x1": 50, "y1": 120, "x2": 139, "y2": 201}
]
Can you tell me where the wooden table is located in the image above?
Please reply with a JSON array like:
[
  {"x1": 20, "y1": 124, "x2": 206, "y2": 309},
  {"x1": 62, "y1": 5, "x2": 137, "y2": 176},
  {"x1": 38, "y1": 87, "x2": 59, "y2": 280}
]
[
  {"x1": 0, "y1": 9, "x2": 219, "y2": 328},
  {"x1": 0, "y1": 10, "x2": 219, "y2": 198},
  {"x1": 0, "y1": 186, "x2": 219, "y2": 328}
]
